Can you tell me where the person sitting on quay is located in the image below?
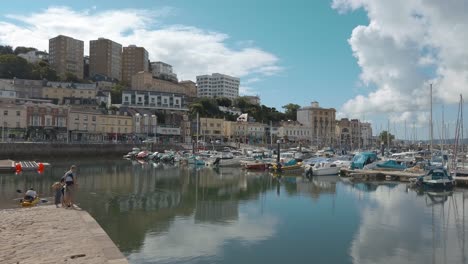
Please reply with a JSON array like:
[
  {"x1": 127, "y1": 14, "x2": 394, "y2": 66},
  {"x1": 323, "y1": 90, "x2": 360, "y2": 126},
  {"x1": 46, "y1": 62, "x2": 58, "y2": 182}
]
[
  {"x1": 62, "y1": 165, "x2": 77, "y2": 209},
  {"x1": 24, "y1": 188, "x2": 37, "y2": 202}
]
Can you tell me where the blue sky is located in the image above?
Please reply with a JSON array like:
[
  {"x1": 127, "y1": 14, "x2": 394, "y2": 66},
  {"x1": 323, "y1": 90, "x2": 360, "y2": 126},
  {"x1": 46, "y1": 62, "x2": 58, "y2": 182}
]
[{"x1": 1, "y1": 0, "x2": 467, "y2": 140}]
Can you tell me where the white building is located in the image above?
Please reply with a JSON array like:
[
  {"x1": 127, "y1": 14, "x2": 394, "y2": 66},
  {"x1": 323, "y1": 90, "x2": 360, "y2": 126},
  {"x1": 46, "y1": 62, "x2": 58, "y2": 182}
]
[
  {"x1": 151, "y1": 61, "x2": 178, "y2": 82},
  {"x1": 122, "y1": 90, "x2": 187, "y2": 111},
  {"x1": 0, "y1": 89, "x2": 16, "y2": 99},
  {"x1": 277, "y1": 121, "x2": 312, "y2": 142},
  {"x1": 18, "y1": 50, "x2": 49, "y2": 64},
  {"x1": 196, "y1": 73, "x2": 240, "y2": 100}
]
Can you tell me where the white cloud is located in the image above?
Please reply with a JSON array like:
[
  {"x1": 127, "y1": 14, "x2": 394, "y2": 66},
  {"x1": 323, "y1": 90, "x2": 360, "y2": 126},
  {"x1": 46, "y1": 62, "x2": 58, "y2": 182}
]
[
  {"x1": 348, "y1": 184, "x2": 467, "y2": 264},
  {"x1": 333, "y1": 0, "x2": 468, "y2": 123},
  {"x1": 0, "y1": 6, "x2": 280, "y2": 82}
]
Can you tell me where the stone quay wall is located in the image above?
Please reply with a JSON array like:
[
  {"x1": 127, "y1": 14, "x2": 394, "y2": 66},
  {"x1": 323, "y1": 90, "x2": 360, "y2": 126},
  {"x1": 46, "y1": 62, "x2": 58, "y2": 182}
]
[{"x1": 0, "y1": 142, "x2": 185, "y2": 160}]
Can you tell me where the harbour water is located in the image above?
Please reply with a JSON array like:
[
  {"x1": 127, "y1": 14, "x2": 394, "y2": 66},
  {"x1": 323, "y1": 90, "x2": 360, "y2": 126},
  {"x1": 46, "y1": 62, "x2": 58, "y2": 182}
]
[{"x1": 1, "y1": 159, "x2": 467, "y2": 264}]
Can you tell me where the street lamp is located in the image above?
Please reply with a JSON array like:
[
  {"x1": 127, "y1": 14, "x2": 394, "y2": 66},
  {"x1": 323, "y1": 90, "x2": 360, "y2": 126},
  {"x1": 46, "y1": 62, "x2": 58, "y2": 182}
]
[
  {"x1": 151, "y1": 115, "x2": 158, "y2": 141},
  {"x1": 276, "y1": 139, "x2": 281, "y2": 163}
]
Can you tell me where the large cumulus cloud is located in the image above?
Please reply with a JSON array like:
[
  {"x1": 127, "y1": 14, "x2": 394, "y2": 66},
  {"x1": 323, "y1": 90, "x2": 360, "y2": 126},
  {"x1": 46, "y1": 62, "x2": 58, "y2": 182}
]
[{"x1": 333, "y1": 0, "x2": 468, "y2": 123}]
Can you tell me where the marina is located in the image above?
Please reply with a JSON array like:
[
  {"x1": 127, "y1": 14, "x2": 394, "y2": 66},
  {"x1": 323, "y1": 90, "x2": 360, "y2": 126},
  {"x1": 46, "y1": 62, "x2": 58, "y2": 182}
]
[{"x1": 1, "y1": 158, "x2": 468, "y2": 264}]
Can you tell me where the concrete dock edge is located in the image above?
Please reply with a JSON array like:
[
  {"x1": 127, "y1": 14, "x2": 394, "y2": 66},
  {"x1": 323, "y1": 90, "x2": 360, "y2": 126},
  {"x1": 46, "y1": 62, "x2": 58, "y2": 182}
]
[{"x1": 0, "y1": 205, "x2": 129, "y2": 264}]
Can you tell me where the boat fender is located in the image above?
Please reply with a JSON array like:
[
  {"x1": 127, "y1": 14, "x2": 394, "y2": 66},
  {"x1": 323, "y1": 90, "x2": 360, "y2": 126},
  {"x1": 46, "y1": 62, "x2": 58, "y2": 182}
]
[{"x1": 15, "y1": 163, "x2": 22, "y2": 174}]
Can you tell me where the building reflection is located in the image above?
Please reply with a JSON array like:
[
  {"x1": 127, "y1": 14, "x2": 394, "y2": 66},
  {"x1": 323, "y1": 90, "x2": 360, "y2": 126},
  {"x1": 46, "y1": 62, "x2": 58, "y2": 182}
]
[{"x1": 296, "y1": 176, "x2": 338, "y2": 200}]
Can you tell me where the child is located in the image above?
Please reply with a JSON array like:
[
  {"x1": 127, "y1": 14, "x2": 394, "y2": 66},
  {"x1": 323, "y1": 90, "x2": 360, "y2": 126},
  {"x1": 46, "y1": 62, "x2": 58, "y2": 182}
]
[{"x1": 51, "y1": 181, "x2": 64, "y2": 208}]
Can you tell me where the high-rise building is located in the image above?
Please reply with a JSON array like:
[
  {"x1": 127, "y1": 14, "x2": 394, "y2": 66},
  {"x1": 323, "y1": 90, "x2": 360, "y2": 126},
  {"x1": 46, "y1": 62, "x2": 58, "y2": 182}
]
[
  {"x1": 89, "y1": 38, "x2": 122, "y2": 81},
  {"x1": 121, "y1": 45, "x2": 149, "y2": 84},
  {"x1": 297, "y1": 101, "x2": 336, "y2": 147},
  {"x1": 196, "y1": 73, "x2": 240, "y2": 100},
  {"x1": 49, "y1": 35, "x2": 84, "y2": 79}
]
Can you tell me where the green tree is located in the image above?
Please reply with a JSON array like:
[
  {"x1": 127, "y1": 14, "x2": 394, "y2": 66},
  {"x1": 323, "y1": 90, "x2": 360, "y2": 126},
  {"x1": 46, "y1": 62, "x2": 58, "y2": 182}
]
[
  {"x1": 216, "y1": 97, "x2": 232, "y2": 107},
  {"x1": 379, "y1": 131, "x2": 395, "y2": 146},
  {"x1": 282, "y1": 103, "x2": 301, "y2": 121},
  {"x1": 0, "y1": 45, "x2": 13, "y2": 55},
  {"x1": 110, "y1": 83, "x2": 125, "y2": 104},
  {"x1": 31, "y1": 61, "x2": 59, "y2": 81},
  {"x1": 13, "y1": 46, "x2": 37, "y2": 55},
  {"x1": 0, "y1": 54, "x2": 32, "y2": 78},
  {"x1": 64, "y1": 72, "x2": 80, "y2": 83}
]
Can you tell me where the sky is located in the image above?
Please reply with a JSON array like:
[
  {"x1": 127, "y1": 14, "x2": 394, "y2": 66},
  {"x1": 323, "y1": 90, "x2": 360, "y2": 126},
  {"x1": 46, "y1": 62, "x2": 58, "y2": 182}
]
[{"x1": 1, "y1": 0, "x2": 468, "y2": 140}]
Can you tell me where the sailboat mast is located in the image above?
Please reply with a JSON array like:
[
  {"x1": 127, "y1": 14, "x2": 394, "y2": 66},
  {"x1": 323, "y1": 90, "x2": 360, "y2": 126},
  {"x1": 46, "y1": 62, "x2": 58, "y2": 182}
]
[
  {"x1": 442, "y1": 105, "x2": 445, "y2": 152},
  {"x1": 387, "y1": 119, "x2": 390, "y2": 149},
  {"x1": 430, "y1": 83, "x2": 434, "y2": 154},
  {"x1": 196, "y1": 112, "x2": 199, "y2": 151}
]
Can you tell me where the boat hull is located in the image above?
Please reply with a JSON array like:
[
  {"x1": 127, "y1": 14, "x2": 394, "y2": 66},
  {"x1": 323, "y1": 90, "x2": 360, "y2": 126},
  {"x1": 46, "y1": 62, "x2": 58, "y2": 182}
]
[
  {"x1": 21, "y1": 197, "x2": 40, "y2": 207},
  {"x1": 312, "y1": 167, "x2": 340, "y2": 176}
]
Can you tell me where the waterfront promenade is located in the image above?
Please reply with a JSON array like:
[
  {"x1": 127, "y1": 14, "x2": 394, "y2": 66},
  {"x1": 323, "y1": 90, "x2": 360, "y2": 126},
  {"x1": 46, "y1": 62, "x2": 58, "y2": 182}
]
[{"x1": 0, "y1": 205, "x2": 128, "y2": 264}]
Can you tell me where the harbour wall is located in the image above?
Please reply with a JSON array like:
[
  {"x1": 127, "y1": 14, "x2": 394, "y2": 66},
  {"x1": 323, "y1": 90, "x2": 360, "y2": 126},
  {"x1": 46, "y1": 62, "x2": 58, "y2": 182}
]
[{"x1": 0, "y1": 142, "x2": 185, "y2": 160}]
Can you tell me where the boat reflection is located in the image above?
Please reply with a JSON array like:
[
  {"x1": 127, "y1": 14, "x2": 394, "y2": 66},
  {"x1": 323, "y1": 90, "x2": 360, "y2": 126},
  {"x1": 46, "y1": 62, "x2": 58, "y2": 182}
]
[{"x1": 349, "y1": 186, "x2": 467, "y2": 264}]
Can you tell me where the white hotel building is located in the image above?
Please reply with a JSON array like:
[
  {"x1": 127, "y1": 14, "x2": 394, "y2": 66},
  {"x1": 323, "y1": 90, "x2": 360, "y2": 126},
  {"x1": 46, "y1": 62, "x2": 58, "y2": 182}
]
[{"x1": 196, "y1": 73, "x2": 240, "y2": 100}]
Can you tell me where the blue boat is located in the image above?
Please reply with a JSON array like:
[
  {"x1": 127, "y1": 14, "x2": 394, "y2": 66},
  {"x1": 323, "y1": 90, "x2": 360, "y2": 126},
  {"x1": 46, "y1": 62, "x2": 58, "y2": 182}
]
[
  {"x1": 374, "y1": 160, "x2": 407, "y2": 171},
  {"x1": 416, "y1": 168, "x2": 454, "y2": 190},
  {"x1": 350, "y1": 152, "x2": 378, "y2": 170}
]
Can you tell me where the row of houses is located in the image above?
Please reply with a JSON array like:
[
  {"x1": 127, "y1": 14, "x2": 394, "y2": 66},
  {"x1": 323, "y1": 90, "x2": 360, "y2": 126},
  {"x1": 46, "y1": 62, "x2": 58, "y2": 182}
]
[
  {"x1": 0, "y1": 100, "x2": 189, "y2": 143},
  {"x1": 196, "y1": 117, "x2": 373, "y2": 149}
]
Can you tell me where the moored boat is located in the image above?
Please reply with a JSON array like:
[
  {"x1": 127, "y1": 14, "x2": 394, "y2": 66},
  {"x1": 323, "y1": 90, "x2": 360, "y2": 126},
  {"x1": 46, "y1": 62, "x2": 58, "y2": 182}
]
[
  {"x1": 311, "y1": 162, "x2": 340, "y2": 176},
  {"x1": 21, "y1": 197, "x2": 40, "y2": 207},
  {"x1": 416, "y1": 168, "x2": 455, "y2": 190}
]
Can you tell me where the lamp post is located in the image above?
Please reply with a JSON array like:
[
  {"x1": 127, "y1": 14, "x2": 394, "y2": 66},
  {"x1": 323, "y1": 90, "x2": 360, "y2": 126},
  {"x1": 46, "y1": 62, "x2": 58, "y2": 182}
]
[
  {"x1": 151, "y1": 114, "x2": 157, "y2": 141},
  {"x1": 276, "y1": 139, "x2": 281, "y2": 163},
  {"x1": 1, "y1": 113, "x2": 4, "y2": 143}
]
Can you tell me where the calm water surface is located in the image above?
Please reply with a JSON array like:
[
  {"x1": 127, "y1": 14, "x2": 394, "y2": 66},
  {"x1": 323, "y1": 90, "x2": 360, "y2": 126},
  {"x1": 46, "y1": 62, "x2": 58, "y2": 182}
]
[{"x1": 1, "y1": 159, "x2": 467, "y2": 264}]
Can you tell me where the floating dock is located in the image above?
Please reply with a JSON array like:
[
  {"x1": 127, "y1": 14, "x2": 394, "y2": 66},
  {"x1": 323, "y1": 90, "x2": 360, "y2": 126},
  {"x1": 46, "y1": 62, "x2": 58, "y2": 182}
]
[
  {"x1": 0, "y1": 159, "x2": 50, "y2": 173},
  {"x1": 341, "y1": 168, "x2": 468, "y2": 187}
]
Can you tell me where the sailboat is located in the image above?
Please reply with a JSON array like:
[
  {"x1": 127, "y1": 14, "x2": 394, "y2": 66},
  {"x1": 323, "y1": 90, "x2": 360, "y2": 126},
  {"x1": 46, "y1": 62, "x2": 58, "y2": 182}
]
[{"x1": 451, "y1": 95, "x2": 468, "y2": 176}]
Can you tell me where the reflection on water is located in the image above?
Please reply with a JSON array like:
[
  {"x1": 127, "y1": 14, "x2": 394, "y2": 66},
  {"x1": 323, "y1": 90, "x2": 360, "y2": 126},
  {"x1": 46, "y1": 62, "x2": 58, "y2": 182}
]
[{"x1": 0, "y1": 160, "x2": 467, "y2": 264}]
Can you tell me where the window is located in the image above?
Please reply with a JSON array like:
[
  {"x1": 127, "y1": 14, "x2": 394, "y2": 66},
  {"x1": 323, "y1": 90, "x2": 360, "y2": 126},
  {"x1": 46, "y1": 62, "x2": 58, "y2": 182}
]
[
  {"x1": 92, "y1": 116, "x2": 96, "y2": 122},
  {"x1": 84, "y1": 115, "x2": 88, "y2": 121},
  {"x1": 16, "y1": 122, "x2": 20, "y2": 128},
  {"x1": 16, "y1": 111, "x2": 20, "y2": 116},
  {"x1": 3, "y1": 110, "x2": 7, "y2": 116},
  {"x1": 75, "y1": 115, "x2": 79, "y2": 121}
]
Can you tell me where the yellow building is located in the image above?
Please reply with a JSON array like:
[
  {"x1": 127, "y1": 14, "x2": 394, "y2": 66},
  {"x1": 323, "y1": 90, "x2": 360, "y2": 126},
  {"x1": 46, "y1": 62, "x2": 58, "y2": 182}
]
[
  {"x1": 68, "y1": 107, "x2": 133, "y2": 142},
  {"x1": 199, "y1": 118, "x2": 224, "y2": 140},
  {"x1": 297, "y1": 101, "x2": 336, "y2": 147},
  {"x1": 223, "y1": 121, "x2": 266, "y2": 144},
  {"x1": 131, "y1": 71, "x2": 197, "y2": 98},
  {"x1": 42, "y1": 86, "x2": 96, "y2": 104},
  {"x1": 68, "y1": 107, "x2": 101, "y2": 141},
  {"x1": 0, "y1": 104, "x2": 27, "y2": 140},
  {"x1": 97, "y1": 112, "x2": 133, "y2": 136}
]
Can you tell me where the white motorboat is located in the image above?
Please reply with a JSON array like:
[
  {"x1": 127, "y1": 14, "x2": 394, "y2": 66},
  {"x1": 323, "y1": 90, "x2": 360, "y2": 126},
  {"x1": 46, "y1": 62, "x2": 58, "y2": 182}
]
[{"x1": 312, "y1": 162, "x2": 340, "y2": 176}]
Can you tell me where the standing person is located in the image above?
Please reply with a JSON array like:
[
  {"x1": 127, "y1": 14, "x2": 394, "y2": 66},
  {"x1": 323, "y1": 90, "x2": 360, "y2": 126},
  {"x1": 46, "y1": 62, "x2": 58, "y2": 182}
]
[
  {"x1": 51, "y1": 178, "x2": 65, "y2": 208},
  {"x1": 63, "y1": 165, "x2": 77, "y2": 208}
]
